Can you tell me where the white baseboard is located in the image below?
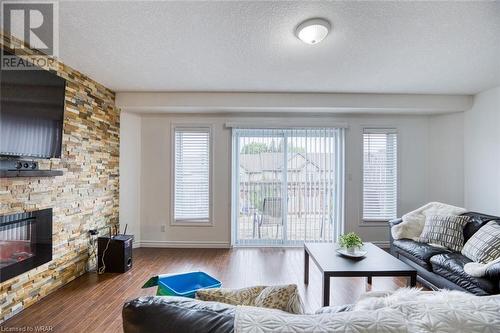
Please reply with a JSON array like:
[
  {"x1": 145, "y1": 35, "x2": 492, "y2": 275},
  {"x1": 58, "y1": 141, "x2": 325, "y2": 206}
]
[
  {"x1": 135, "y1": 240, "x2": 231, "y2": 249},
  {"x1": 134, "y1": 240, "x2": 389, "y2": 249}
]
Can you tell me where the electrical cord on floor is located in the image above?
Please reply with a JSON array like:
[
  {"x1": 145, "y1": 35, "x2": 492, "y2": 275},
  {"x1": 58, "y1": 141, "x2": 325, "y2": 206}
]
[
  {"x1": 98, "y1": 236, "x2": 111, "y2": 275},
  {"x1": 88, "y1": 225, "x2": 114, "y2": 275},
  {"x1": 87, "y1": 236, "x2": 98, "y2": 273}
]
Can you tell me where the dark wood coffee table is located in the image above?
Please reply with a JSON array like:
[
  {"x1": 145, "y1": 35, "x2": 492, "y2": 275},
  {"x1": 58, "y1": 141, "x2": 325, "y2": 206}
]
[{"x1": 304, "y1": 242, "x2": 417, "y2": 306}]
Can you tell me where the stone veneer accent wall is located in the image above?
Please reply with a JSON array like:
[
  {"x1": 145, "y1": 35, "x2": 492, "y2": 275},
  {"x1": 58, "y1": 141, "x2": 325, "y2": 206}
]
[{"x1": 0, "y1": 33, "x2": 120, "y2": 323}]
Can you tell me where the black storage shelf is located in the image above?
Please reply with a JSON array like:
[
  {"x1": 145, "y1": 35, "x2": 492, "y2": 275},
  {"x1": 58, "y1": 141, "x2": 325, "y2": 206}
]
[{"x1": 0, "y1": 170, "x2": 63, "y2": 178}]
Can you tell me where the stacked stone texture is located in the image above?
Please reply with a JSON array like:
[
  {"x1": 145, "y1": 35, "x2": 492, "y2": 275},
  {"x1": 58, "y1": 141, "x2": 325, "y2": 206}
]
[{"x1": 0, "y1": 33, "x2": 120, "y2": 322}]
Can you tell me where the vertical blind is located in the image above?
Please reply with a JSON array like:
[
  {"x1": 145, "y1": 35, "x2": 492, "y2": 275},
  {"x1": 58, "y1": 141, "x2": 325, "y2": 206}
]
[
  {"x1": 232, "y1": 128, "x2": 345, "y2": 245},
  {"x1": 174, "y1": 127, "x2": 211, "y2": 223},
  {"x1": 362, "y1": 128, "x2": 398, "y2": 221}
]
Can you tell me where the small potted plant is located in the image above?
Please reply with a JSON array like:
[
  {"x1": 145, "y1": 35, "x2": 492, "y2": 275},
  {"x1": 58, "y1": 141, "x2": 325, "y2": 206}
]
[{"x1": 339, "y1": 232, "x2": 363, "y2": 254}]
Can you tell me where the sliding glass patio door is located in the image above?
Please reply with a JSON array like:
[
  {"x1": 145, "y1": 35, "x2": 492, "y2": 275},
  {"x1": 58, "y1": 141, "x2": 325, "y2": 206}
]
[{"x1": 231, "y1": 128, "x2": 344, "y2": 246}]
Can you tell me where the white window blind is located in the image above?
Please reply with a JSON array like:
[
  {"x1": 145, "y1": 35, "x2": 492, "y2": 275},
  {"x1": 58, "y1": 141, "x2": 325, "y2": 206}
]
[
  {"x1": 363, "y1": 129, "x2": 398, "y2": 221},
  {"x1": 173, "y1": 127, "x2": 211, "y2": 223}
]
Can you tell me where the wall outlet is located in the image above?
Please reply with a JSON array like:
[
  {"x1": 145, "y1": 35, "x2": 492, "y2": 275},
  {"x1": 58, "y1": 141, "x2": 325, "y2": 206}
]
[{"x1": 161, "y1": 225, "x2": 166, "y2": 232}]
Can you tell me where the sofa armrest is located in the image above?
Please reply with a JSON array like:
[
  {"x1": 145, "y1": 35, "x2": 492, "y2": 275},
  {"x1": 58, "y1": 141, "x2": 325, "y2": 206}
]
[
  {"x1": 389, "y1": 218, "x2": 403, "y2": 228},
  {"x1": 388, "y1": 218, "x2": 403, "y2": 252},
  {"x1": 122, "y1": 296, "x2": 235, "y2": 333}
]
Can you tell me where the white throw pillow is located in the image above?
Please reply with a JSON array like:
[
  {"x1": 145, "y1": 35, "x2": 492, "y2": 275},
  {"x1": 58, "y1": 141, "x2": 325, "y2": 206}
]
[{"x1": 462, "y1": 221, "x2": 500, "y2": 263}]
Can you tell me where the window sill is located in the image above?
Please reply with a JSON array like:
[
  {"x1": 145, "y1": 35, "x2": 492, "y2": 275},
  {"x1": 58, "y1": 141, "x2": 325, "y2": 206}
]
[
  {"x1": 171, "y1": 220, "x2": 213, "y2": 227},
  {"x1": 359, "y1": 218, "x2": 392, "y2": 227}
]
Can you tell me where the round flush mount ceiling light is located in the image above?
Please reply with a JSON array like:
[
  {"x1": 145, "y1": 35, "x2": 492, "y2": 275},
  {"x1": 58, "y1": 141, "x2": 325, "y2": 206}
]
[{"x1": 295, "y1": 18, "x2": 331, "y2": 45}]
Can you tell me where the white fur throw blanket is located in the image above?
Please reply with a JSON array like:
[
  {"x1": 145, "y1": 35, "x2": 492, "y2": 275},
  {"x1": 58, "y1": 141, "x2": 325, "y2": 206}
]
[
  {"x1": 234, "y1": 288, "x2": 500, "y2": 333},
  {"x1": 391, "y1": 202, "x2": 467, "y2": 240}
]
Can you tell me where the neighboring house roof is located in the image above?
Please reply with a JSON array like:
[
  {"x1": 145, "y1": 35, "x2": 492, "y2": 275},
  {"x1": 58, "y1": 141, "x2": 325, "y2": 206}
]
[{"x1": 239, "y1": 152, "x2": 332, "y2": 173}]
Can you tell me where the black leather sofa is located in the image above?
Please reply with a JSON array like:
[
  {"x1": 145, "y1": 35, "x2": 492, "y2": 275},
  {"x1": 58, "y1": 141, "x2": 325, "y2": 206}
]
[
  {"x1": 123, "y1": 296, "x2": 235, "y2": 333},
  {"x1": 122, "y1": 295, "x2": 352, "y2": 333},
  {"x1": 389, "y1": 212, "x2": 500, "y2": 295}
]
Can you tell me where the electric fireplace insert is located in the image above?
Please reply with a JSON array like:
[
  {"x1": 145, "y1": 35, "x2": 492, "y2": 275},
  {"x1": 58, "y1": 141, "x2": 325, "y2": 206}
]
[{"x1": 0, "y1": 208, "x2": 52, "y2": 283}]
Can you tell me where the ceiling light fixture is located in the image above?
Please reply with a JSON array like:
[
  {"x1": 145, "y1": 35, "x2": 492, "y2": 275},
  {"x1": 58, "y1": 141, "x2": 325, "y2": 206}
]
[{"x1": 295, "y1": 18, "x2": 331, "y2": 45}]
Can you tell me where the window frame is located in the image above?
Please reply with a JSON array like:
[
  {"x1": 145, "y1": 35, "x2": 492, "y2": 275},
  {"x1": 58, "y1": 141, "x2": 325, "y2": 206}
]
[
  {"x1": 361, "y1": 127, "x2": 400, "y2": 224},
  {"x1": 170, "y1": 124, "x2": 214, "y2": 227},
  {"x1": 230, "y1": 127, "x2": 346, "y2": 246}
]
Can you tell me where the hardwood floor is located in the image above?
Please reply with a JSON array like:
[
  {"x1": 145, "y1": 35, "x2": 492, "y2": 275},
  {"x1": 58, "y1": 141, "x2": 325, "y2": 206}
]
[{"x1": 1, "y1": 247, "x2": 423, "y2": 332}]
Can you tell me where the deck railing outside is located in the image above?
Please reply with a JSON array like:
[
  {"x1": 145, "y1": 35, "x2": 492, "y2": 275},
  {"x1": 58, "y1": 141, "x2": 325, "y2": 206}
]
[{"x1": 237, "y1": 181, "x2": 334, "y2": 243}]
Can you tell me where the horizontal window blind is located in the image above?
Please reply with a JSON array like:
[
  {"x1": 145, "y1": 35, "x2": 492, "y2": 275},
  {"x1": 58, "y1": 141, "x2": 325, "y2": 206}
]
[
  {"x1": 174, "y1": 127, "x2": 211, "y2": 223},
  {"x1": 363, "y1": 129, "x2": 398, "y2": 221}
]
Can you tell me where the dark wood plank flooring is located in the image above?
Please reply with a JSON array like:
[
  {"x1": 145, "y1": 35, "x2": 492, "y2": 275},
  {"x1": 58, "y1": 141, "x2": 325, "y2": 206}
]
[{"x1": 1, "y1": 247, "x2": 423, "y2": 332}]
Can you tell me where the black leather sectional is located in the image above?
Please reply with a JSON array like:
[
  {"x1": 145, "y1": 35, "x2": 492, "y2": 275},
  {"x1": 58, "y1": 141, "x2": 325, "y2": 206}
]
[
  {"x1": 122, "y1": 213, "x2": 500, "y2": 333},
  {"x1": 123, "y1": 296, "x2": 235, "y2": 333},
  {"x1": 389, "y1": 212, "x2": 500, "y2": 295}
]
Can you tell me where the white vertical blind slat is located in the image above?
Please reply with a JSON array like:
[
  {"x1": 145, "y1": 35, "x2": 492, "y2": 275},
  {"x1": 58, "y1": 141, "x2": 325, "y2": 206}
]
[{"x1": 232, "y1": 128, "x2": 345, "y2": 245}]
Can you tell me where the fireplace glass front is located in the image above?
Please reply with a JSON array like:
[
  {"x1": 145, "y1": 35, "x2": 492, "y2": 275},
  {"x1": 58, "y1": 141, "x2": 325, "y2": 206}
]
[{"x1": 0, "y1": 209, "x2": 52, "y2": 283}]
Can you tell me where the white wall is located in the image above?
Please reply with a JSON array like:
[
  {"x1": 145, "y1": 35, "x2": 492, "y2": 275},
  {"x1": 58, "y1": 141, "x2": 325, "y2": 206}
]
[
  {"x1": 128, "y1": 113, "x2": 456, "y2": 247},
  {"x1": 119, "y1": 112, "x2": 142, "y2": 245},
  {"x1": 345, "y1": 115, "x2": 430, "y2": 242},
  {"x1": 139, "y1": 115, "x2": 232, "y2": 247},
  {"x1": 117, "y1": 87, "x2": 500, "y2": 246},
  {"x1": 119, "y1": 110, "x2": 468, "y2": 247},
  {"x1": 464, "y1": 86, "x2": 500, "y2": 215},
  {"x1": 427, "y1": 112, "x2": 464, "y2": 206}
]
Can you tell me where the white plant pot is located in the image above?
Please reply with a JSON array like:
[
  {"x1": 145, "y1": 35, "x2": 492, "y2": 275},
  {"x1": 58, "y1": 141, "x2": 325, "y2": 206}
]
[{"x1": 346, "y1": 247, "x2": 356, "y2": 254}]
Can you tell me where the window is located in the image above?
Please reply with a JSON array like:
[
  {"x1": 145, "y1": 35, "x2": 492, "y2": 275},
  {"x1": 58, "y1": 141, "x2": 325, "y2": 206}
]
[
  {"x1": 362, "y1": 128, "x2": 398, "y2": 221},
  {"x1": 173, "y1": 127, "x2": 211, "y2": 224},
  {"x1": 231, "y1": 127, "x2": 345, "y2": 245}
]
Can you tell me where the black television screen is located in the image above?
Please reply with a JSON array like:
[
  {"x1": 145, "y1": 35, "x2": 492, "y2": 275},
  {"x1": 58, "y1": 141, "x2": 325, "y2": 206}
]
[{"x1": 0, "y1": 52, "x2": 66, "y2": 159}]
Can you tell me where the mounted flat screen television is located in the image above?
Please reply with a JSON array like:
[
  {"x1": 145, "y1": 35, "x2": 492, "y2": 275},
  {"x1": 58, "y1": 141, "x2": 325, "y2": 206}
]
[{"x1": 0, "y1": 51, "x2": 66, "y2": 159}]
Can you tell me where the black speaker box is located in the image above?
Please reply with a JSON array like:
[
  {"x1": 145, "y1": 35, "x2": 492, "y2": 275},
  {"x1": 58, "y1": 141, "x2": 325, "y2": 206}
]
[{"x1": 97, "y1": 235, "x2": 133, "y2": 273}]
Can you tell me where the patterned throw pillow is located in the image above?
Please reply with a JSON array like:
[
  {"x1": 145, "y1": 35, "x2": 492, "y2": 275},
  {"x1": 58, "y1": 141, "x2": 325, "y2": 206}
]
[
  {"x1": 418, "y1": 215, "x2": 470, "y2": 251},
  {"x1": 462, "y1": 221, "x2": 500, "y2": 264},
  {"x1": 254, "y1": 284, "x2": 305, "y2": 314},
  {"x1": 196, "y1": 284, "x2": 305, "y2": 314},
  {"x1": 196, "y1": 286, "x2": 266, "y2": 306}
]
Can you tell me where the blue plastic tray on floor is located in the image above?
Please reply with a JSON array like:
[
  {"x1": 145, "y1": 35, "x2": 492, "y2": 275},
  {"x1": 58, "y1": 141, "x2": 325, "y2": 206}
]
[{"x1": 157, "y1": 271, "x2": 221, "y2": 298}]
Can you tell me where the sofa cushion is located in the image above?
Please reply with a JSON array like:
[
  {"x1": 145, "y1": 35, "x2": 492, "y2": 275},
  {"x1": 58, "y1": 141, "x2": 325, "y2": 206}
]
[
  {"x1": 235, "y1": 306, "x2": 407, "y2": 333},
  {"x1": 461, "y1": 221, "x2": 500, "y2": 264},
  {"x1": 393, "y1": 239, "x2": 450, "y2": 270},
  {"x1": 485, "y1": 261, "x2": 500, "y2": 280},
  {"x1": 418, "y1": 215, "x2": 470, "y2": 251},
  {"x1": 460, "y1": 212, "x2": 500, "y2": 242},
  {"x1": 430, "y1": 253, "x2": 498, "y2": 295}
]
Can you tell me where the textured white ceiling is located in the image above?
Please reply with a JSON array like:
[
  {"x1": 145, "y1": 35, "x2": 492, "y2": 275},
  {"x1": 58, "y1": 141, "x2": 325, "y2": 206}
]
[{"x1": 55, "y1": 1, "x2": 500, "y2": 94}]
